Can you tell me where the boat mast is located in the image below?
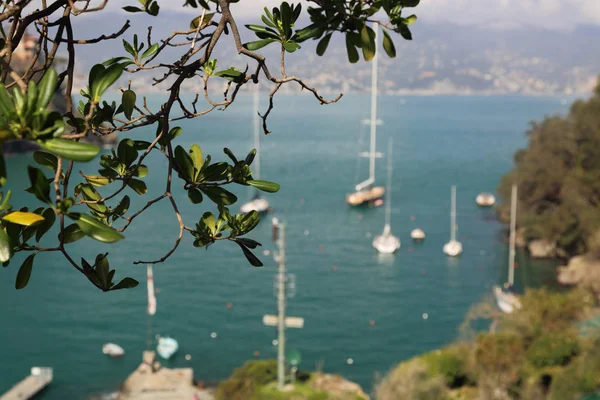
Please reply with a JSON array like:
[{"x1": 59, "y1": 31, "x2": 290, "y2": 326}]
[
  {"x1": 384, "y1": 137, "x2": 393, "y2": 235},
  {"x1": 253, "y1": 84, "x2": 260, "y2": 180},
  {"x1": 276, "y1": 223, "x2": 287, "y2": 390},
  {"x1": 450, "y1": 186, "x2": 456, "y2": 242},
  {"x1": 368, "y1": 24, "x2": 379, "y2": 186},
  {"x1": 508, "y1": 184, "x2": 517, "y2": 286}
]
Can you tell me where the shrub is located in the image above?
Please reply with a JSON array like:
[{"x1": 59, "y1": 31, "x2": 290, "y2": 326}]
[
  {"x1": 216, "y1": 359, "x2": 278, "y2": 400},
  {"x1": 526, "y1": 332, "x2": 580, "y2": 369},
  {"x1": 422, "y1": 346, "x2": 472, "y2": 388},
  {"x1": 375, "y1": 359, "x2": 447, "y2": 400}
]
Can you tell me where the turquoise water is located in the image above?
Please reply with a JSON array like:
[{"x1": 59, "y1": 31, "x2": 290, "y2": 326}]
[{"x1": 0, "y1": 95, "x2": 570, "y2": 398}]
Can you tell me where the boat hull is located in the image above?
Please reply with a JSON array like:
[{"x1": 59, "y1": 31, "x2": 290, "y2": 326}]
[
  {"x1": 411, "y1": 229, "x2": 426, "y2": 242},
  {"x1": 157, "y1": 337, "x2": 179, "y2": 360},
  {"x1": 102, "y1": 343, "x2": 125, "y2": 358},
  {"x1": 493, "y1": 286, "x2": 521, "y2": 314},
  {"x1": 373, "y1": 233, "x2": 401, "y2": 254},
  {"x1": 476, "y1": 193, "x2": 496, "y2": 207},
  {"x1": 443, "y1": 240, "x2": 463, "y2": 257},
  {"x1": 346, "y1": 186, "x2": 385, "y2": 207},
  {"x1": 240, "y1": 197, "x2": 270, "y2": 215}
]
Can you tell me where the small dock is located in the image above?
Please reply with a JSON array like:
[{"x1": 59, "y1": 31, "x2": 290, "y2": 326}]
[{"x1": 0, "y1": 367, "x2": 53, "y2": 400}]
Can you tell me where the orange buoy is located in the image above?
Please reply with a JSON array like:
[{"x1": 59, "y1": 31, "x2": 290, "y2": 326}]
[
  {"x1": 253, "y1": 350, "x2": 260, "y2": 357},
  {"x1": 408, "y1": 246, "x2": 414, "y2": 252},
  {"x1": 332, "y1": 265, "x2": 338, "y2": 271},
  {"x1": 300, "y1": 198, "x2": 305, "y2": 204},
  {"x1": 515, "y1": 262, "x2": 519, "y2": 268},
  {"x1": 369, "y1": 320, "x2": 375, "y2": 327},
  {"x1": 420, "y1": 268, "x2": 427, "y2": 275},
  {"x1": 226, "y1": 302, "x2": 233, "y2": 309},
  {"x1": 410, "y1": 216, "x2": 416, "y2": 221},
  {"x1": 319, "y1": 245, "x2": 325, "y2": 252}
]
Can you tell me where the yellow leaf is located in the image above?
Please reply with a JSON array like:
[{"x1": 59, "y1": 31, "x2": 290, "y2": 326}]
[{"x1": 2, "y1": 211, "x2": 45, "y2": 226}]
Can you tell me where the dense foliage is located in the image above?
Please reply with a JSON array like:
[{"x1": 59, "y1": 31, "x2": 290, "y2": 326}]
[
  {"x1": 216, "y1": 359, "x2": 362, "y2": 400},
  {"x1": 0, "y1": 0, "x2": 420, "y2": 291},
  {"x1": 498, "y1": 81, "x2": 600, "y2": 257},
  {"x1": 375, "y1": 288, "x2": 600, "y2": 400}
]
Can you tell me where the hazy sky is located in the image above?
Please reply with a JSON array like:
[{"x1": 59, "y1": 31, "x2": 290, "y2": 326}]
[{"x1": 108, "y1": 0, "x2": 600, "y2": 29}]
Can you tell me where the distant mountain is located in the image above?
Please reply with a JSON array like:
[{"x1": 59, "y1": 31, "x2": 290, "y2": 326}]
[{"x1": 70, "y1": 12, "x2": 600, "y2": 95}]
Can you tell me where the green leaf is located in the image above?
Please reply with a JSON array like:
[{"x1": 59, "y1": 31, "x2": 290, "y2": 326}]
[
  {"x1": 140, "y1": 43, "x2": 159, "y2": 59},
  {"x1": 127, "y1": 179, "x2": 147, "y2": 195},
  {"x1": 2, "y1": 211, "x2": 45, "y2": 226},
  {"x1": 381, "y1": 29, "x2": 397, "y2": 58},
  {"x1": 174, "y1": 145, "x2": 195, "y2": 182},
  {"x1": 203, "y1": 162, "x2": 229, "y2": 182},
  {"x1": 36, "y1": 68, "x2": 58, "y2": 110},
  {"x1": 113, "y1": 195, "x2": 130, "y2": 217},
  {"x1": 283, "y1": 41, "x2": 300, "y2": 53},
  {"x1": 188, "y1": 188, "x2": 203, "y2": 204},
  {"x1": 62, "y1": 223, "x2": 85, "y2": 243},
  {"x1": 345, "y1": 34, "x2": 359, "y2": 63},
  {"x1": 85, "y1": 175, "x2": 113, "y2": 187},
  {"x1": 36, "y1": 208, "x2": 56, "y2": 242},
  {"x1": 0, "y1": 84, "x2": 15, "y2": 117},
  {"x1": 0, "y1": 228, "x2": 12, "y2": 263},
  {"x1": 122, "y1": 5, "x2": 144, "y2": 12},
  {"x1": 117, "y1": 138, "x2": 138, "y2": 167},
  {"x1": 234, "y1": 240, "x2": 263, "y2": 267},
  {"x1": 70, "y1": 213, "x2": 124, "y2": 243},
  {"x1": 201, "y1": 186, "x2": 237, "y2": 205},
  {"x1": 247, "y1": 180, "x2": 280, "y2": 193},
  {"x1": 121, "y1": 90, "x2": 136, "y2": 120},
  {"x1": 0, "y1": 152, "x2": 5, "y2": 188},
  {"x1": 404, "y1": 14, "x2": 418, "y2": 26},
  {"x1": 90, "y1": 64, "x2": 124, "y2": 102},
  {"x1": 27, "y1": 166, "x2": 50, "y2": 204},
  {"x1": 235, "y1": 237, "x2": 261, "y2": 249},
  {"x1": 398, "y1": 25, "x2": 412, "y2": 40},
  {"x1": 37, "y1": 138, "x2": 100, "y2": 162},
  {"x1": 33, "y1": 151, "x2": 58, "y2": 170},
  {"x1": 316, "y1": 33, "x2": 332, "y2": 56},
  {"x1": 189, "y1": 144, "x2": 203, "y2": 177},
  {"x1": 132, "y1": 165, "x2": 148, "y2": 178},
  {"x1": 243, "y1": 38, "x2": 278, "y2": 51},
  {"x1": 360, "y1": 24, "x2": 376, "y2": 62},
  {"x1": 110, "y1": 277, "x2": 139, "y2": 291},
  {"x1": 214, "y1": 67, "x2": 245, "y2": 83},
  {"x1": 15, "y1": 254, "x2": 35, "y2": 289},
  {"x1": 400, "y1": 0, "x2": 420, "y2": 7},
  {"x1": 190, "y1": 12, "x2": 215, "y2": 30},
  {"x1": 123, "y1": 39, "x2": 136, "y2": 57}
]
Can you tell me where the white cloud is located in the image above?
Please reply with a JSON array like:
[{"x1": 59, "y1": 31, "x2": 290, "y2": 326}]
[{"x1": 108, "y1": 0, "x2": 600, "y2": 28}]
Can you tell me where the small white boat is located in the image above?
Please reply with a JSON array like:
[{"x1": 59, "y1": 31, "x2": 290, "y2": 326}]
[
  {"x1": 102, "y1": 343, "x2": 125, "y2": 358},
  {"x1": 241, "y1": 84, "x2": 270, "y2": 215},
  {"x1": 156, "y1": 336, "x2": 178, "y2": 360},
  {"x1": 240, "y1": 196, "x2": 269, "y2": 214},
  {"x1": 411, "y1": 228, "x2": 425, "y2": 241},
  {"x1": 493, "y1": 184, "x2": 521, "y2": 313},
  {"x1": 476, "y1": 192, "x2": 496, "y2": 207},
  {"x1": 347, "y1": 24, "x2": 385, "y2": 208},
  {"x1": 443, "y1": 186, "x2": 462, "y2": 257},
  {"x1": 493, "y1": 286, "x2": 521, "y2": 314},
  {"x1": 373, "y1": 138, "x2": 400, "y2": 254}
]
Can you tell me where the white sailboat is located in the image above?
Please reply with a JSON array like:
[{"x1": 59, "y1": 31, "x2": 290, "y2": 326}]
[
  {"x1": 241, "y1": 84, "x2": 270, "y2": 214},
  {"x1": 443, "y1": 186, "x2": 463, "y2": 257},
  {"x1": 493, "y1": 184, "x2": 522, "y2": 313},
  {"x1": 346, "y1": 24, "x2": 385, "y2": 207},
  {"x1": 373, "y1": 138, "x2": 400, "y2": 253}
]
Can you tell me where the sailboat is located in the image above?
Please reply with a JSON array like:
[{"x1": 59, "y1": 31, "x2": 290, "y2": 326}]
[
  {"x1": 373, "y1": 138, "x2": 400, "y2": 253},
  {"x1": 241, "y1": 85, "x2": 270, "y2": 215},
  {"x1": 346, "y1": 24, "x2": 385, "y2": 207},
  {"x1": 493, "y1": 184, "x2": 522, "y2": 314},
  {"x1": 443, "y1": 186, "x2": 463, "y2": 257}
]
